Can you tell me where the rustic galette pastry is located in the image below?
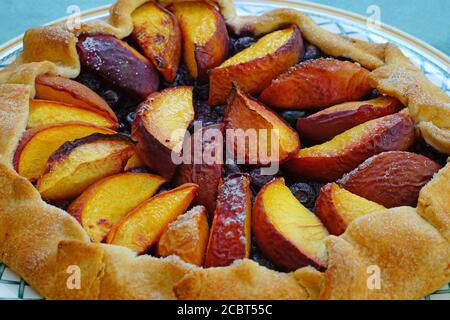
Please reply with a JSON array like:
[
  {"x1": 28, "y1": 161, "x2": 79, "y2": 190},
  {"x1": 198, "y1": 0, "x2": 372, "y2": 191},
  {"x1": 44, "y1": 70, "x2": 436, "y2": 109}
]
[{"x1": 0, "y1": 0, "x2": 448, "y2": 300}]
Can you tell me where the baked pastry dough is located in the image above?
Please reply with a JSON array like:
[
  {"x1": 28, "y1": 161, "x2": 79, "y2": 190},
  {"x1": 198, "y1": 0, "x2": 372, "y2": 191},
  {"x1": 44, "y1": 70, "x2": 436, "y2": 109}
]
[
  {"x1": 0, "y1": 0, "x2": 448, "y2": 300},
  {"x1": 53, "y1": 240, "x2": 194, "y2": 300},
  {"x1": 0, "y1": 84, "x2": 30, "y2": 165},
  {"x1": 173, "y1": 260, "x2": 323, "y2": 300},
  {"x1": 322, "y1": 206, "x2": 449, "y2": 300}
]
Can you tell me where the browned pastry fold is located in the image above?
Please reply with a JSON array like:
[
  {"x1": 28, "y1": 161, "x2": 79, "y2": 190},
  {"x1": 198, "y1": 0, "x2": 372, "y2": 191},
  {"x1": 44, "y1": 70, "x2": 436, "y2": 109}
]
[
  {"x1": 173, "y1": 260, "x2": 323, "y2": 300},
  {"x1": 321, "y1": 206, "x2": 449, "y2": 300},
  {"x1": 0, "y1": 163, "x2": 89, "y2": 297},
  {"x1": 0, "y1": 84, "x2": 31, "y2": 165},
  {"x1": 417, "y1": 161, "x2": 450, "y2": 242},
  {"x1": 53, "y1": 240, "x2": 195, "y2": 300},
  {"x1": 0, "y1": 0, "x2": 448, "y2": 300}
]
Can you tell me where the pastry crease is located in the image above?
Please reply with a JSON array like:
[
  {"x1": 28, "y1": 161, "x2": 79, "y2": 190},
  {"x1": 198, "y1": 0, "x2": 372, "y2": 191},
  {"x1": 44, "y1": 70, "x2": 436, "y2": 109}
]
[{"x1": 0, "y1": 0, "x2": 448, "y2": 300}]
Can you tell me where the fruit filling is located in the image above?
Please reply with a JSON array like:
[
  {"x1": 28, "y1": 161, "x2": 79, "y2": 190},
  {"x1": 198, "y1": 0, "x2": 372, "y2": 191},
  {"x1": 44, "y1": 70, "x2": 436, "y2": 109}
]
[{"x1": 15, "y1": 3, "x2": 447, "y2": 273}]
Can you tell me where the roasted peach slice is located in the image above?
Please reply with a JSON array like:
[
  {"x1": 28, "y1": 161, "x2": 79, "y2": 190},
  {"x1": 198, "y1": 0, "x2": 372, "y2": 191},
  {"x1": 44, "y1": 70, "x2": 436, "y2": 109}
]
[
  {"x1": 204, "y1": 174, "x2": 252, "y2": 268},
  {"x1": 124, "y1": 153, "x2": 147, "y2": 171},
  {"x1": 68, "y1": 172, "x2": 166, "y2": 242},
  {"x1": 173, "y1": 1, "x2": 229, "y2": 80},
  {"x1": 283, "y1": 113, "x2": 415, "y2": 181},
  {"x1": 208, "y1": 25, "x2": 303, "y2": 105},
  {"x1": 132, "y1": 86, "x2": 194, "y2": 179},
  {"x1": 77, "y1": 34, "x2": 159, "y2": 99},
  {"x1": 338, "y1": 151, "x2": 442, "y2": 208},
  {"x1": 35, "y1": 75, "x2": 117, "y2": 123},
  {"x1": 156, "y1": 206, "x2": 209, "y2": 266},
  {"x1": 36, "y1": 133, "x2": 134, "y2": 201},
  {"x1": 13, "y1": 122, "x2": 115, "y2": 181},
  {"x1": 174, "y1": 124, "x2": 224, "y2": 217},
  {"x1": 260, "y1": 58, "x2": 372, "y2": 110},
  {"x1": 315, "y1": 183, "x2": 385, "y2": 235},
  {"x1": 131, "y1": 2, "x2": 181, "y2": 82},
  {"x1": 28, "y1": 99, "x2": 119, "y2": 130},
  {"x1": 106, "y1": 183, "x2": 199, "y2": 254},
  {"x1": 297, "y1": 96, "x2": 403, "y2": 143},
  {"x1": 252, "y1": 178, "x2": 328, "y2": 271},
  {"x1": 224, "y1": 87, "x2": 300, "y2": 165}
]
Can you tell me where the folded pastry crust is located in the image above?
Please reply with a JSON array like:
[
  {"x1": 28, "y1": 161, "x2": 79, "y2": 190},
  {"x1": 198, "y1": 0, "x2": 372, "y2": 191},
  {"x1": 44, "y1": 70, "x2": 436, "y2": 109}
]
[
  {"x1": 173, "y1": 260, "x2": 323, "y2": 300},
  {"x1": 0, "y1": 0, "x2": 448, "y2": 300},
  {"x1": 53, "y1": 240, "x2": 195, "y2": 300}
]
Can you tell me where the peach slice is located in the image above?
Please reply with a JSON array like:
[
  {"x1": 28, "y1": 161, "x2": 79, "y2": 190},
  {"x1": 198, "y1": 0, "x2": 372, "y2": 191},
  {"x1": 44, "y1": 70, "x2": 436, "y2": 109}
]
[
  {"x1": 131, "y1": 2, "x2": 181, "y2": 82},
  {"x1": 315, "y1": 183, "x2": 385, "y2": 235},
  {"x1": 76, "y1": 34, "x2": 159, "y2": 99},
  {"x1": 297, "y1": 96, "x2": 403, "y2": 143},
  {"x1": 224, "y1": 86, "x2": 300, "y2": 164},
  {"x1": 174, "y1": 124, "x2": 224, "y2": 217},
  {"x1": 252, "y1": 178, "x2": 328, "y2": 271},
  {"x1": 36, "y1": 133, "x2": 134, "y2": 201},
  {"x1": 28, "y1": 99, "x2": 119, "y2": 130},
  {"x1": 35, "y1": 75, "x2": 117, "y2": 123},
  {"x1": 124, "y1": 153, "x2": 147, "y2": 171},
  {"x1": 132, "y1": 86, "x2": 194, "y2": 179},
  {"x1": 260, "y1": 58, "x2": 372, "y2": 110},
  {"x1": 172, "y1": 1, "x2": 229, "y2": 80},
  {"x1": 338, "y1": 151, "x2": 442, "y2": 208},
  {"x1": 13, "y1": 122, "x2": 115, "y2": 181},
  {"x1": 208, "y1": 25, "x2": 303, "y2": 105},
  {"x1": 106, "y1": 183, "x2": 199, "y2": 254},
  {"x1": 204, "y1": 174, "x2": 252, "y2": 268},
  {"x1": 68, "y1": 172, "x2": 166, "y2": 242},
  {"x1": 156, "y1": 206, "x2": 209, "y2": 266},
  {"x1": 283, "y1": 113, "x2": 415, "y2": 182}
]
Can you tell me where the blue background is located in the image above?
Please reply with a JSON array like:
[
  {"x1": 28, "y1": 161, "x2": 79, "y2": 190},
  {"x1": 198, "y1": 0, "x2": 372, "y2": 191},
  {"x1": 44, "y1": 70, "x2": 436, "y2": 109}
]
[{"x1": 0, "y1": 0, "x2": 449, "y2": 55}]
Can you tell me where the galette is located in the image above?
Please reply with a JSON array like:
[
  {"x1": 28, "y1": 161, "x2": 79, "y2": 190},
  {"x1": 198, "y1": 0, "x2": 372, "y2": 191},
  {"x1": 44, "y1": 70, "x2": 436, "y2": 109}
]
[{"x1": 0, "y1": 0, "x2": 448, "y2": 300}]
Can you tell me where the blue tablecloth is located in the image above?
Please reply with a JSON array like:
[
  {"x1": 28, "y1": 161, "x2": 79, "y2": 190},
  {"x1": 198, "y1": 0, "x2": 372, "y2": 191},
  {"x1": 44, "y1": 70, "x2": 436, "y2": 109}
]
[{"x1": 1, "y1": 0, "x2": 449, "y2": 55}]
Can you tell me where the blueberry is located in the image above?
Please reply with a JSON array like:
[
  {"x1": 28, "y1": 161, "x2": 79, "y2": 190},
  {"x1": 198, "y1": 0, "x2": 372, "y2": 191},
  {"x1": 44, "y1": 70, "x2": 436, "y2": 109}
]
[
  {"x1": 302, "y1": 43, "x2": 324, "y2": 61},
  {"x1": 289, "y1": 182, "x2": 319, "y2": 209},
  {"x1": 75, "y1": 71, "x2": 102, "y2": 92},
  {"x1": 222, "y1": 160, "x2": 243, "y2": 176},
  {"x1": 230, "y1": 36, "x2": 257, "y2": 55},
  {"x1": 101, "y1": 89, "x2": 121, "y2": 109},
  {"x1": 249, "y1": 168, "x2": 277, "y2": 191},
  {"x1": 279, "y1": 110, "x2": 305, "y2": 128},
  {"x1": 366, "y1": 89, "x2": 380, "y2": 100},
  {"x1": 194, "y1": 82, "x2": 210, "y2": 102},
  {"x1": 192, "y1": 102, "x2": 223, "y2": 128},
  {"x1": 166, "y1": 64, "x2": 195, "y2": 87},
  {"x1": 127, "y1": 168, "x2": 151, "y2": 174},
  {"x1": 157, "y1": 182, "x2": 173, "y2": 195},
  {"x1": 126, "y1": 112, "x2": 136, "y2": 124}
]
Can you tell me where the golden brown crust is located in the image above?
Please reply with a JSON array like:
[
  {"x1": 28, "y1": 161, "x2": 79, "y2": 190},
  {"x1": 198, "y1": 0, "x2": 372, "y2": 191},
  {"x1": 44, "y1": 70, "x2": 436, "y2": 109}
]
[
  {"x1": 0, "y1": 164, "x2": 90, "y2": 297},
  {"x1": 53, "y1": 240, "x2": 194, "y2": 300},
  {"x1": 0, "y1": 0, "x2": 448, "y2": 300},
  {"x1": 0, "y1": 84, "x2": 31, "y2": 165},
  {"x1": 17, "y1": 27, "x2": 80, "y2": 78},
  {"x1": 321, "y1": 206, "x2": 449, "y2": 300},
  {"x1": 417, "y1": 122, "x2": 450, "y2": 155},
  {"x1": 173, "y1": 259, "x2": 323, "y2": 300},
  {"x1": 417, "y1": 163, "x2": 450, "y2": 241},
  {"x1": 0, "y1": 62, "x2": 56, "y2": 96}
]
